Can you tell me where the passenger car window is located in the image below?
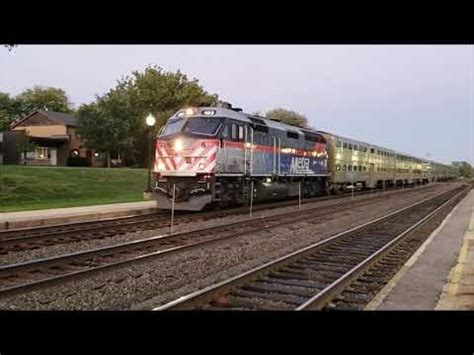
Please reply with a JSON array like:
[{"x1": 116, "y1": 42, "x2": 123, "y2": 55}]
[
  {"x1": 336, "y1": 141, "x2": 341, "y2": 148},
  {"x1": 348, "y1": 165, "x2": 352, "y2": 171},
  {"x1": 343, "y1": 165, "x2": 347, "y2": 171},
  {"x1": 336, "y1": 164, "x2": 341, "y2": 170},
  {"x1": 348, "y1": 144, "x2": 353, "y2": 150},
  {"x1": 370, "y1": 148, "x2": 374, "y2": 154},
  {"x1": 343, "y1": 142, "x2": 347, "y2": 149},
  {"x1": 354, "y1": 145, "x2": 358, "y2": 151}
]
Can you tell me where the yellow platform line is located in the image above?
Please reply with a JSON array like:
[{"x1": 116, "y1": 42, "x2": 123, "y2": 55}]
[
  {"x1": 435, "y1": 208, "x2": 474, "y2": 309},
  {"x1": 364, "y1": 194, "x2": 468, "y2": 310}
]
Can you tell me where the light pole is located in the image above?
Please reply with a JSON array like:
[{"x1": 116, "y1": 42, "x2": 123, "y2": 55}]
[{"x1": 145, "y1": 113, "x2": 156, "y2": 193}]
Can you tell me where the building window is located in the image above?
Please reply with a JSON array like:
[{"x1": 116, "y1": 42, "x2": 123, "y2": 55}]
[{"x1": 35, "y1": 147, "x2": 48, "y2": 160}]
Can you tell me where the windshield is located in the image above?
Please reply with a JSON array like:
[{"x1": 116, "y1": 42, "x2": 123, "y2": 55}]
[
  {"x1": 184, "y1": 117, "x2": 221, "y2": 136},
  {"x1": 161, "y1": 118, "x2": 186, "y2": 136}
]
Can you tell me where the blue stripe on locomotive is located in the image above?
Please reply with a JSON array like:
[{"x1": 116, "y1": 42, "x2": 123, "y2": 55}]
[{"x1": 251, "y1": 150, "x2": 327, "y2": 176}]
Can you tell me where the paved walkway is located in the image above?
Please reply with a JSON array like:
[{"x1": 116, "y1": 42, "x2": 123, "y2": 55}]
[
  {"x1": 436, "y1": 206, "x2": 474, "y2": 310},
  {"x1": 0, "y1": 200, "x2": 158, "y2": 230},
  {"x1": 366, "y1": 189, "x2": 473, "y2": 310}
]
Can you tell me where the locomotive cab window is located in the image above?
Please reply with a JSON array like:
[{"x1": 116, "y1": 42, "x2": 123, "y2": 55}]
[
  {"x1": 185, "y1": 117, "x2": 222, "y2": 136},
  {"x1": 161, "y1": 117, "x2": 185, "y2": 136},
  {"x1": 221, "y1": 124, "x2": 229, "y2": 138},
  {"x1": 287, "y1": 131, "x2": 299, "y2": 140},
  {"x1": 238, "y1": 126, "x2": 245, "y2": 141},
  {"x1": 231, "y1": 124, "x2": 238, "y2": 140}
]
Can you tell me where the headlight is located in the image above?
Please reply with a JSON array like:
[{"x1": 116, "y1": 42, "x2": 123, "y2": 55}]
[
  {"x1": 198, "y1": 163, "x2": 205, "y2": 170},
  {"x1": 157, "y1": 162, "x2": 165, "y2": 170},
  {"x1": 185, "y1": 107, "x2": 197, "y2": 115},
  {"x1": 174, "y1": 139, "x2": 183, "y2": 152}
]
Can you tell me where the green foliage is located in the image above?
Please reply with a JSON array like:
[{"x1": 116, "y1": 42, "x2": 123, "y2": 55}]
[
  {"x1": 0, "y1": 92, "x2": 22, "y2": 131},
  {"x1": 16, "y1": 134, "x2": 36, "y2": 159},
  {"x1": 16, "y1": 86, "x2": 73, "y2": 114},
  {"x1": 457, "y1": 161, "x2": 472, "y2": 178},
  {"x1": 265, "y1": 108, "x2": 309, "y2": 128},
  {"x1": 1, "y1": 86, "x2": 73, "y2": 131},
  {"x1": 77, "y1": 65, "x2": 218, "y2": 167}
]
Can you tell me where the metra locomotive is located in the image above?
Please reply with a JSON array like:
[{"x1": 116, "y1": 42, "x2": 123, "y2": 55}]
[{"x1": 152, "y1": 103, "x2": 458, "y2": 210}]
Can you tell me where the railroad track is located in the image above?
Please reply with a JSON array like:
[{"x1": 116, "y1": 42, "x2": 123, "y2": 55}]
[
  {"x1": 153, "y1": 185, "x2": 469, "y2": 310},
  {"x1": 0, "y1": 184, "x2": 437, "y2": 254},
  {"x1": 0, "y1": 184, "x2": 440, "y2": 299}
]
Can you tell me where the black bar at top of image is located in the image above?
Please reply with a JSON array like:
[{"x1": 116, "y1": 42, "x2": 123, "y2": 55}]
[{"x1": 1, "y1": 9, "x2": 473, "y2": 44}]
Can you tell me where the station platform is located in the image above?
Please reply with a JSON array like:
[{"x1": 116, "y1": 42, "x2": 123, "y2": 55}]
[
  {"x1": 0, "y1": 200, "x2": 158, "y2": 231},
  {"x1": 366, "y1": 189, "x2": 473, "y2": 310}
]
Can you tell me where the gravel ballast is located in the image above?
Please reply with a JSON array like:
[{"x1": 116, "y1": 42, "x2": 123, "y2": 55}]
[{"x1": 0, "y1": 183, "x2": 459, "y2": 310}]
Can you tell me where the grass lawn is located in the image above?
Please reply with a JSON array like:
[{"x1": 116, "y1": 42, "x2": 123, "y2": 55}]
[{"x1": 1, "y1": 165, "x2": 150, "y2": 212}]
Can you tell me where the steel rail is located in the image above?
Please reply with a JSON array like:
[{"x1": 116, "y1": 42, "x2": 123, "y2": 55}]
[{"x1": 153, "y1": 185, "x2": 468, "y2": 310}]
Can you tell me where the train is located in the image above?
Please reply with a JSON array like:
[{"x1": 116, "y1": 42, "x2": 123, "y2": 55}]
[{"x1": 151, "y1": 103, "x2": 459, "y2": 210}]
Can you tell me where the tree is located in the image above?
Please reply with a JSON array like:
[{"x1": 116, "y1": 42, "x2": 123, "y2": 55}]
[
  {"x1": 457, "y1": 161, "x2": 472, "y2": 178},
  {"x1": 77, "y1": 65, "x2": 218, "y2": 167},
  {"x1": 16, "y1": 86, "x2": 73, "y2": 115},
  {"x1": 16, "y1": 134, "x2": 36, "y2": 163},
  {"x1": 76, "y1": 95, "x2": 133, "y2": 168},
  {"x1": 265, "y1": 108, "x2": 309, "y2": 128},
  {"x1": 0, "y1": 92, "x2": 22, "y2": 131}
]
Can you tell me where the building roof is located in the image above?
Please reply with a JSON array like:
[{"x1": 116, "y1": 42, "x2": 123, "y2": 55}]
[{"x1": 10, "y1": 110, "x2": 77, "y2": 129}]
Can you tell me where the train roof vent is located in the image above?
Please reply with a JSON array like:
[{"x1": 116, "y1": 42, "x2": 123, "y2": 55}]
[
  {"x1": 268, "y1": 117, "x2": 282, "y2": 122},
  {"x1": 231, "y1": 107, "x2": 243, "y2": 112},
  {"x1": 249, "y1": 117, "x2": 267, "y2": 125}
]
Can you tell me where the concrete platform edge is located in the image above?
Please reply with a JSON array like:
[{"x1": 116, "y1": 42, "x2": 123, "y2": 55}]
[
  {"x1": 365, "y1": 191, "x2": 469, "y2": 310},
  {"x1": 435, "y1": 209, "x2": 474, "y2": 310},
  {"x1": 0, "y1": 205, "x2": 159, "y2": 231}
]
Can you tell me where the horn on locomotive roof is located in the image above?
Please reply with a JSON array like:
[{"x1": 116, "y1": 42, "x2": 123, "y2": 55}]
[{"x1": 216, "y1": 101, "x2": 232, "y2": 109}]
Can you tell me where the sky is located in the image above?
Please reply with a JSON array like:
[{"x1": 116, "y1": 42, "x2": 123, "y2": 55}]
[{"x1": 2, "y1": 45, "x2": 472, "y2": 165}]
